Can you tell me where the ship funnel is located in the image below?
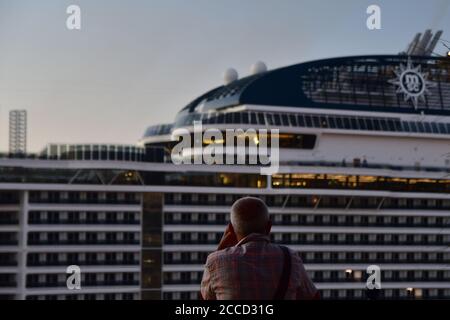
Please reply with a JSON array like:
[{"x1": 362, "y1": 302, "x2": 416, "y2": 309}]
[{"x1": 405, "y1": 30, "x2": 443, "y2": 56}]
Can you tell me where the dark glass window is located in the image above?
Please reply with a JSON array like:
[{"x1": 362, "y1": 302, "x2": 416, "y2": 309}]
[
  {"x1": 101, "y1": 145, "x2": 108, "y2": 160},
  {"x1": 68, "y1": 145, "x2": 76, "y2": 160},
  {"x1": 328, "y1": 117, "x2": 337, "y2": 128},
  {"x1": 417, "y1": 122, "x2": 425, "y2": 132},
  {"x1": 358, "y1": 118, "x2": 367, "y2": 130},
  {"x1": 387, "y1": 120, "x2": 396, "y2": 131},
  {"x1": 76, "y1": 146, "x2": 83, "y2": 160},
  {"x1": 289, "y1": 114, "x2": 297, "y2": 126},
  {"x1": 60, "y1": 145, "x2": 68, "y2": 160},
  {"x1": 92, "y1": 146, "x2": 99, "y2": 160},
  {"x1": 343, "y1": 118, "x2": 351, "y2": 129},
  {"x1": 117, "y1": 146, "x2": 124, "y2": 161},
  {"x1": 273, "y1": 114, "x2": 281, "y2": 126},
  {"x1": 242, "y1": 112, "x2": 249, "y2": 124},
  {"x1": 373, "y1": 119, "x2": 381, "y2": 131},
  {"x1": 305, "y1": 115, "x2": 313, "y2": 127},
  {"x1": 250, "y1": 112, "x2": 258, "y2": 125},
  {"x1": 233, "y1": 112, "x2": 242, "y2": 124},
  {"x1": 108, "y1": 146, "x2": 116, "y2": 160},
  {"x1": 257, "y1": 113, "x2": 265, "y2": 125},
  {"x1": 124, "y1": 147, "x2": 130, "y2": 161},
  {"x1": 203, "y1": 115, "x2": 211, "y2": 125},
  {"x1": 312, "y1": 116, "x2": 321, "y2": 128},
  {"x1": 403, "y1": 122, "x2": 410, "y2": 132},
  {"x1": 431, "y1": 122, "x2": 439, "y2": 134},
  {"x1": 266, "y1": 114, "x2": 274, "y2": 125},
  {"x1": 278, "y1": 134, "x2": 317, "y2": 149},
  {"x1": 209, "y1": 114, "x2": 218, "y2": 125},
  {"x1": 195, "y1": 112, "x2": 450, "y2": 137},
  {"x1": 281, "y1": 114, "x2": 289, "y2": 126},
  {"x1": 297, "y1": 115, "x2": 305, "y2": 127},
  {"x1": 83, "y1": 145, "x2": 91, "y2": 160}
]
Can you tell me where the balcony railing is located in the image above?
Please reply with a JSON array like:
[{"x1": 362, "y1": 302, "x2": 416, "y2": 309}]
[
  {"x1": 0, "y1": 240, "x2": 18, "y2": 246},
  {"x1": 28, "y1": 219, "x2": 140, "y2": 225},
  {"x1": 3, "y1": 150, "x2": 450, "y2": 176},
  {"x1": 164, "y1": 238, "x2": 448, "y2": 246},
  {"x1": 0, "y1": 281, "x2": 17, "y2": 288},
  {"x1": 26, "y1": 280, "x2": 139, "y2": 288},
  {"x1": 28, "y1": 199, "x2": 140, "y2": 205},
  {"x1": 27, "y1": 240, "x2": 139, "y2": 246},
  {"x1": 0, "y1": 219, "x2": 19, "y2": 225},
  {"x1": 163, "y1": 276, "x2": 449, "y2": 285},
  {"x1": 164, "y1": 219, "x2": 449, "y2": 228},
  {"x1": 27, "y1": 261, "x2": 139, "y2": 267}
]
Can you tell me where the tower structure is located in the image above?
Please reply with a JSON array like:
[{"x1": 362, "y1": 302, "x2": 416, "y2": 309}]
[{"x1": 9, "y1": 110, "x2": 27, "y2": 154}]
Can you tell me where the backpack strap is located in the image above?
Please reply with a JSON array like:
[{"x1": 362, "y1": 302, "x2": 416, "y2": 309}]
[{"x1": 273, "y1": 246, "x2": 292, "y2": 300}]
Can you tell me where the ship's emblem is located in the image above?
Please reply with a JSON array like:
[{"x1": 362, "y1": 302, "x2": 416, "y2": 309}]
[{"x1": 388, "y1": 58, "x2": 434, "y2": 109}]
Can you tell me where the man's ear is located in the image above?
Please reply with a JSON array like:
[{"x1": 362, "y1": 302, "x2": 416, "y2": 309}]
[{"x1": 265, "y1": 220, "x2": 272, "y2": 235}]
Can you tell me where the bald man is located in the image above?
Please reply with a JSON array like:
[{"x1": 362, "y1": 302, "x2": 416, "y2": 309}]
[{"x1": 201, "y1": 197, "x2": 318, "y2": 300}]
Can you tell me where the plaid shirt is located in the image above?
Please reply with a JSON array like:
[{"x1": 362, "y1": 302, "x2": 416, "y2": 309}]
[{"x1": 201, "y1": 233, "x2": 318, "y2": 300}]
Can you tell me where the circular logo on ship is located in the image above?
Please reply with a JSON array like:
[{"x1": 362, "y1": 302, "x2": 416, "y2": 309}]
[{"x1": 400, "y1": 71, "x2": 425, "y2": 96}]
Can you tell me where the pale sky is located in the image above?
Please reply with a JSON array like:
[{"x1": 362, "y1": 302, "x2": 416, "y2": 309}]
[{"x1": 0, "y1": 0, "x2": 449, "y2": 152}]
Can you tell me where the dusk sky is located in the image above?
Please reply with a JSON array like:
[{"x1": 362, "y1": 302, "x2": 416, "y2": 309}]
[{"x1": 0, "y1": 0, "x2": 449, "y2": 152}]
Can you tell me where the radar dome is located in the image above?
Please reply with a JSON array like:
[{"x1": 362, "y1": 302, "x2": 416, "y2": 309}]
[
  {"x1": 250, "y1": 61, "x2": 268, "y2": 75},
  {"x1": 223, "y1": 68, "x2": 238, "y2": 85}
]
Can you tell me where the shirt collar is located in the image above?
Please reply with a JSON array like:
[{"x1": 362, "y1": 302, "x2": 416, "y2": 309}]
[{"x1": 235, "y1": 233, "x2": 271, "y2": 247}]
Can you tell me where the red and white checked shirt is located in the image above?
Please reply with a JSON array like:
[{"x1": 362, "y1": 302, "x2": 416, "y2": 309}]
[{"x1": 201, "y1": 233, "x2": 318, "y2": 300}]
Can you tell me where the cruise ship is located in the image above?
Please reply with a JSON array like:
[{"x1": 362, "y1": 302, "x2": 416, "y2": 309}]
[{"x1": 1, "y1": 30, "x2": 450, "y2": 300}]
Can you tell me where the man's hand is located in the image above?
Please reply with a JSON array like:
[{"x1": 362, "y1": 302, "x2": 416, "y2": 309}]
[{"x1": 217, "y1": 223, "x2": 238, "y2": 250}]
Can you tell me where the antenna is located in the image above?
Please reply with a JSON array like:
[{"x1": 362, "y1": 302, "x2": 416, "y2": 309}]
[{"x1": 441, "y1": 41, "x2": 450, "y2": 56}]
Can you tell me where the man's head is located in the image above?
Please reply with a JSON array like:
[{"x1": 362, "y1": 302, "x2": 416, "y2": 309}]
[{"x1": 230, "y1": 197, "x2": 272, "y2": 240}]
